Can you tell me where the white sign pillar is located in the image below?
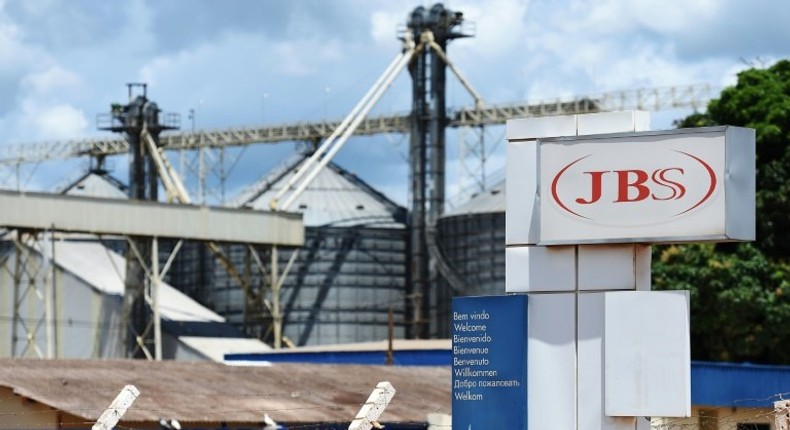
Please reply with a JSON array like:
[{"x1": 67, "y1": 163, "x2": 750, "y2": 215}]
[
  {"x1": 505, "y1": 111, "x2": 742, "y2": 430},
  {"x1": 507, "y1": 111, "x2": 654, "y2": 430}
]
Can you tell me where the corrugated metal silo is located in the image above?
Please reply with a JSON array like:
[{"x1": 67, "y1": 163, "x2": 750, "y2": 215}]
[
  {"x1": 201, "y1": 154, "x2": 409, "y2": 347},
  {"x1": 433, "y1": 180, "x2": 506, "y2": 337}
]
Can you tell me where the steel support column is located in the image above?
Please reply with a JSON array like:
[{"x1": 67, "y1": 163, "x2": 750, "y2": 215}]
[
  {"x1": 99, "y1": 83, "x2": 179, "y2": 358},
  {"x1": 7, "y1": 231, "x2": 52, "y2": 358},
  {"x1": 406, "y1": 4, "x2": 469, "y2": 338}
]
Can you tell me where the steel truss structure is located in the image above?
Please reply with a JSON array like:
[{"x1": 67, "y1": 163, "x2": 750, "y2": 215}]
[
  {"x1": 0, "y1": 230, "x2": 172, "y2": 360},
  {"x1": 1, "y1": 232, "x2": 182, "y2": 360},
  {"x1": 0, "y1": 84, "x2": 715, "y2": 166},
  {"x1": 0, "y1": 84, "x2": 303, "y2": 359},
  {"x1": 0, "y1": 192, "x2": 304, "y2": 359},
  {"x1": 0, "y1": 83, "x2": 715, "y2": 218},
  {"x1": 1, "y1": 231, "x2": 55, "y2": 358}
]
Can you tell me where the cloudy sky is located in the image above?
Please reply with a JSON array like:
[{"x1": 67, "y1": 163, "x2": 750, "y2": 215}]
[{"x1": 1, "y1": 0, "x2": 788, "y2": 206}]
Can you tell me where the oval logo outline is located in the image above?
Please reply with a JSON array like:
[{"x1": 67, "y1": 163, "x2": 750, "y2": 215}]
[{"x1": 550, "y1": 150, "x2": 718, "y2": 224}]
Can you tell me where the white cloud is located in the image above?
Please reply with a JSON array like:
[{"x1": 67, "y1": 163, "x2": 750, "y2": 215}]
[
  {"x1": 21, "y1": 65, "x2": 81, "y2": 95},
  {"x1": 139, "y1": 31, "x2": 345, "y2": 86},
  {"x1": 113, "y1": 0, "x2": 155, "y2": 56},
  {"x1": 2, "y1": 0, "x2": 790, "y2": 200},
  {"x1": 0, "y1": 6, "x2": 49, "y2": 78},
  {"x1": 0, "y1": 16, "x2": 22, "y2": 65},
  {"x1": 0, "y1": 98, "x2": 93, "y2": 144},
  {"x1": 500, "y1": 0, "x2": 775, "y2": 104},
  {"x1": 17, "y1": 99, "x2": 89, "y2": 140},
  {"x1": 629, "y1": 0, "x2": 719, "y2": 34},
  {"x1": 370, "y1": 10, "x2": 402, "y2": 48},
  {"x1": 454, "y1": 0, "x2": 530, "y2": 58},
  {"x1": 273, "y1": 39, "x2": 343, "y2": 77}
]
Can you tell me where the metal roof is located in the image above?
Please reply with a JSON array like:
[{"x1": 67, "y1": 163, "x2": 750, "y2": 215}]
[
  {"x1": 59, "y1": 170, "x2": 128, "y2": 199},
  {"x1": 443, "y1": 179, "x2": 505, "y2": 217},
  {"x1": 41, "y1": 239, "x2": 223, "y2": 323},
  {"x1": 179, "y1": 336, "x2": 272, "y2": 362},
  {"x1": 0, "y1": 358, "x2": 450, "y2": 424},
  {"x1": 235, "y1": 154, "x2": 406, "y2": 228}
]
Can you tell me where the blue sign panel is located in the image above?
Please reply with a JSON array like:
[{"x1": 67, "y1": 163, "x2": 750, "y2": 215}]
[{"x1": 452, "y1": 295, "x2": 528, "y2": 430}]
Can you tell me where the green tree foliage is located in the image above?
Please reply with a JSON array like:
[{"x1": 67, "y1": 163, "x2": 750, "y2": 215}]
[
  {"x1": 655, "y1": 60, "x2": 790, "y2": 364},
  {"x1": 654, "y1": 244, "x2": 790, "y2": 363}
]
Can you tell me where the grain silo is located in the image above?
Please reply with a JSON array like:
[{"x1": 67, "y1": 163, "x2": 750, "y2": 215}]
[
  {"x1": 197, "y1": 154, "x2": 409, "y2": 347},
  {"x1": 433, "y1": 180, "x2": 506, "y2": 337}
]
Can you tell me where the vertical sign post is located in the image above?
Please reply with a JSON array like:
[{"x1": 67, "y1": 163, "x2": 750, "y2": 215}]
[
  {"x1": 452, "y1": 295, "x2": 528, "y2": 429},
  {"x1": 501, "y1": 111, "x2": 755, "y2": 430}
]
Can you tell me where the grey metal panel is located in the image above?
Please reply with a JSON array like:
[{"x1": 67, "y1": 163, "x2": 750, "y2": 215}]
[
  {"x1": 163, "y1": 156, "x2": 409, "y2": 346},
  {"x1": 435, "y1": 211, "x2": 506, "y2": 337},
  {"x1": 240, "y1": 156, "x2": 405, "y2": 228},
  {"x1": 165, "y1": 332, "x2": 209, "y2": 361},
  {"x1": 444, "y1": 180, "x2": 506, "y2": 216},
  {"x1": 0, "y1": 248, "x2": 13, "y2": 357},
  {"x1": 0, "y1": 190, "x2": 304, "y2": 246},
  {"x1": 201, "y1": 226, "x2": 408, "y2": 346},
  {"x1": 94, "y1": 293, "x2": 124, "y2": 358},
  {"x1": 724, "y1": 126, "x2": 756, "y2": 241},
  {"x1": 60, "y1": 172, "x2": 128, "y2": 199},
  {"x1": 0, "y1": 248, "x2": 125, "y2": 359},
  {"x1": 57, "y1": 270, "x2": 122, "y2": 359}
]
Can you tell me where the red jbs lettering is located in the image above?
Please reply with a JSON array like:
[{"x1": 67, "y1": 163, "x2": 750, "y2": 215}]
[{"x1": 575, "y1": 168, "x2": 686, "y2": 204}]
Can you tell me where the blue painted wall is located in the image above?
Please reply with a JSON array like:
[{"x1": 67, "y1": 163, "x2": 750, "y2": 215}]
[
  {"x1": 227, "y1": 351, "x2": 790, "y2": 407},
  {"x1": 691, "y1": 361, "x2": 790, "y2": 407},
  {"x1": 226, "y1": 349, "x2": 449, "y2": 366}
]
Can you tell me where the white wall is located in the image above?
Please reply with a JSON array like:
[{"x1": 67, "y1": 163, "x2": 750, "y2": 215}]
[{"x1": 0, "y1": 248, "x2": 124, "y2": 359}]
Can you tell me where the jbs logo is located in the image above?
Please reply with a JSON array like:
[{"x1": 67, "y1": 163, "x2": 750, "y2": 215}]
[
  {"x1": 550, "y1": 150, "x2": 717, "y2": 222},
  {"x1": 572, "y1": 167, "x2": 686, "y2": 204}
]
